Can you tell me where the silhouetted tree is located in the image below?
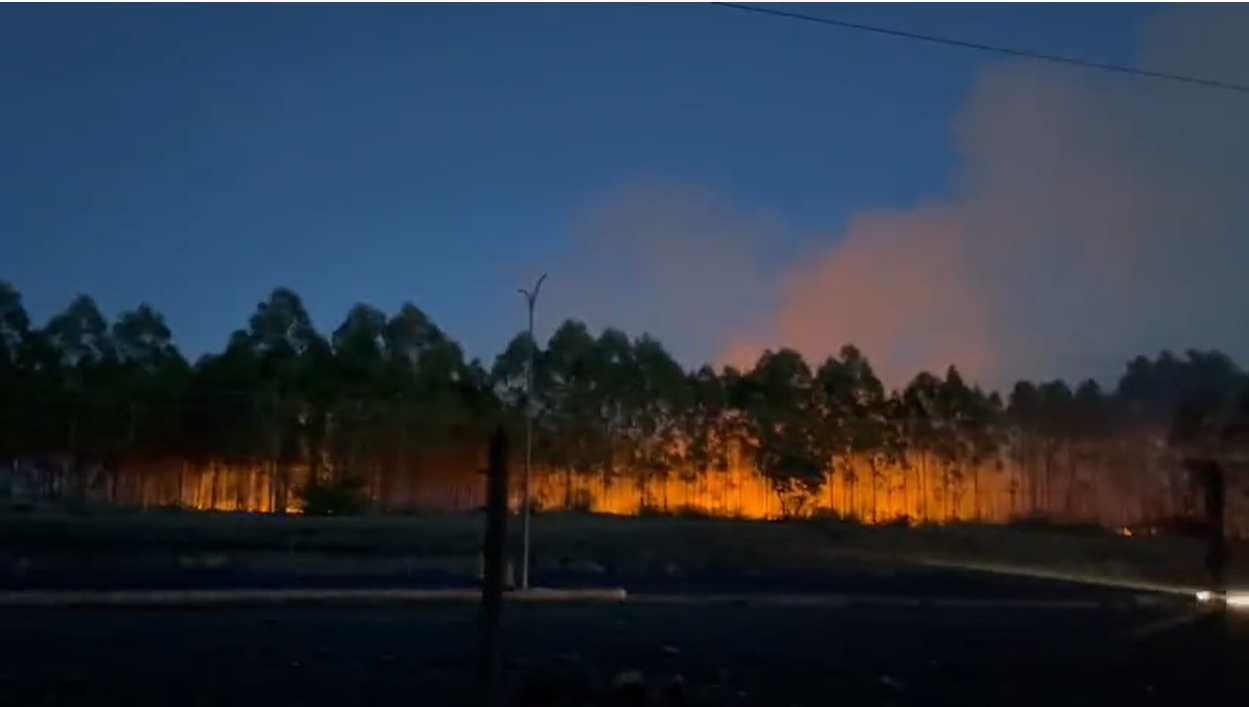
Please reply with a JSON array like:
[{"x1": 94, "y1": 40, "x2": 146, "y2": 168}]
[{"x1": 0, "y1": 280, "x2": 1245, "y2": 530}]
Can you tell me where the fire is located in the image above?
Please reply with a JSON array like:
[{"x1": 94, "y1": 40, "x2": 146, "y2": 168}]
[
  {"x1": 526, "y1": 459, "x2": 1033, "y2": 522},
  {"x1": 76, "y1": 451, "x2": 1217, "y2": 532}
]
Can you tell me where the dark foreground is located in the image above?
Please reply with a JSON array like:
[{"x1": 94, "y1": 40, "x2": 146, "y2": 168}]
[
  {"x1": 0, "y1": 554, "x2": 1189, "y2": 603},
  {"x1": 0, "y1": 601, "x2": 1245, "y2": 707}
]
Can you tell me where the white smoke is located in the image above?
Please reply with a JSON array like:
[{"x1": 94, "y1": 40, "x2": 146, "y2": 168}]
[{"x1": 552, "y1": 5, "x2": 1249, "y2": 391}]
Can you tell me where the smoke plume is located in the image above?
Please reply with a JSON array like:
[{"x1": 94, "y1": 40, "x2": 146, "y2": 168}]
[{"x1": 552, "y1": 6, "x2": 1249, "y2": 391}]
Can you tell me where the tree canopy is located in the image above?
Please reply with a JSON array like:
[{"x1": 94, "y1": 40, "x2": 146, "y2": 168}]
[{"x1": 1, "y1": 282, "x2": 1245, "y2": 526}]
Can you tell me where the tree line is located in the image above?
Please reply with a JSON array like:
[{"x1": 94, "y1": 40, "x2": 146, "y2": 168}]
[{"x1": 1, "y1": 282, "x2": 1246, "y2": 527}]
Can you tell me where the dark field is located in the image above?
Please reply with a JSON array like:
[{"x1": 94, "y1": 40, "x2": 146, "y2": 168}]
[
  {"x1": 2, "y1": 510, "x2": 1243, "y2": 594},
  {"x1": 0, "y1": 602, "x2": 1245, "y2": 707},
  {"x1": 2, "y1": 509, "x2": 1243, "y2": 706},
  {"x1": 0, "y1": 554, "x2": 1196, "y2": 606}
]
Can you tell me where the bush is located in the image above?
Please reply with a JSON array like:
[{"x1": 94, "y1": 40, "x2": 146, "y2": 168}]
[
  {"x1": 672, "y1": 504, "x2": 715, "y2": 520},
  {"x1": 565, "y1": 489, "x2": 595, "y2": 513},
  {"x1": 296, "y1": 472, "x2": 370, "y2": 516},
  {"x1": 882, "y1": 513, "x2": 914, "y2": 528},
  {"x1": 809, "y1": 508, "x2": 863, "y2": 525}
]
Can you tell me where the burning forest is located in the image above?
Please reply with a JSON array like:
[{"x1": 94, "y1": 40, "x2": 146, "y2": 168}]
[{"x1": 1, "y1": 282, "x2": 1247, "y2": 533}]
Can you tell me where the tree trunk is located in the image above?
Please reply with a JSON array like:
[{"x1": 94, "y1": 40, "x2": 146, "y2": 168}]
[
  {"x1": 208, "y1": 463, "x2": 218, "y2": 510},
  {"x1": 973, "y1": 465, "x2": 981, "y2": 520},
  {"x1": 1063, "y1": 444, "x2": 1080, "y2": 518},
  {"x1": 870, "y1": 460, "x2": 879, "y2": 523},
  {"x1": 846, "y1": 464, "x2": 857, "y2": 520},
  {"x1": 919, "y1": 453, "x2": 928, "y2": 522}
]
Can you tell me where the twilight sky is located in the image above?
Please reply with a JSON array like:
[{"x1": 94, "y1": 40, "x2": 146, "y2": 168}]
[{"x1": 3, "y1": 3, "x2": 1247, "y2": 391}]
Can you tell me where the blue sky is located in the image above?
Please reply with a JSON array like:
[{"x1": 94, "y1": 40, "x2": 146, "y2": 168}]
[{"x1": 1, "y1": 3, "x2": 1191, "y2": 383}]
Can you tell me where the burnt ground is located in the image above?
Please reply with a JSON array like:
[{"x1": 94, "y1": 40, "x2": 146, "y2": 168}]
[{"x1": 0, "y1": 601, "x2": 1246, "y2": 707}]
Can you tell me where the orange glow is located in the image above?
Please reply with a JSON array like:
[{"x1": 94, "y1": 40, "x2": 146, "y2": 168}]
[
  {"x1": 526, "y1": 456, "x2": 1071, "y2": 523},
  {"x1": 146, "y1": 457, "x2": 1128, "y2": 523},
  {"x1": 93, "y1": 445, "x2": 1241, "y2": 535}
]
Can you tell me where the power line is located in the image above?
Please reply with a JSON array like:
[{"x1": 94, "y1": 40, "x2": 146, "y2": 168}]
[{"x1": 712, "y1": 2, "x2": 1249, "y2": 95}]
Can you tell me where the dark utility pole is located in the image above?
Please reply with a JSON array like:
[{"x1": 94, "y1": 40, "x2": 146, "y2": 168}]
[
  {"x1": 1199, "y1": 460, "x2": 1229, "y2": 609},
  {"x1": 479, "y1": 426, "x2": 510, "y2": 705}
]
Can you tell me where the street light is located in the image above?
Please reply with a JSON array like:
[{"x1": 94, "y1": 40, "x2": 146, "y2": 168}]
[{"x1": 516, "y1": 273, "x2": 546, "y2": 591}]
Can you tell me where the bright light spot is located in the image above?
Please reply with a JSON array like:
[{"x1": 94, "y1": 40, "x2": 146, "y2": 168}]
[
  {"x1": 1194, "y1": 590, "x2": 1249, "y2": 608},
  {"x1": 1119, "y1": 527, "x2": 1133, "y2": 537}
]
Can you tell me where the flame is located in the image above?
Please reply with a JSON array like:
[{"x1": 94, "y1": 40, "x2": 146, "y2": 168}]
[
  {"x1": 525, "y1": 457, "x2": 1088, "y2": 523},
  {"x1": 27, "y1": 446, "x2": 1230, "y2": 533},
  {"x1": 147, "y1": 456, "x2": 1154, "y2": 527}
]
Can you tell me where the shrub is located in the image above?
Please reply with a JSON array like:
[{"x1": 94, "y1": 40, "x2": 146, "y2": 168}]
[
  {"x1": 296, "y1": 472, "x2": 370, "y2": 516},
  {"x1": 565, "y1": 489, "x2": 595, "y2": 513}
]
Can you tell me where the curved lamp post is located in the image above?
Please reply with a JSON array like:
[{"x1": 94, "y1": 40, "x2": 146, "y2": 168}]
[{"x1": 516, "y1": 273, "x2": 546, "y2": 591}]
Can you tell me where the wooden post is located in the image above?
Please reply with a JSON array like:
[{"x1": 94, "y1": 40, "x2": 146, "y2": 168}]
[
  {"x1": 1201, "y1": 461, "x2": 1228, "y2": 609},
  {"x1": 479, "y1": 426, "x2": 510, "y2": 705}
]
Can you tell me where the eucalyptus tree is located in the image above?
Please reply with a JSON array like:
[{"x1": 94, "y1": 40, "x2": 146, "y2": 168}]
[
  {"x1": 0, "y1": 283, "x2": 36, "y2": 468},
  {"x1": 1064, "y1": 379, "x2": 1109, "y2": 517},
  {"x1": 244, "y1": 287, "x2": 323, "y2": 511},
  {"x1": 42, "y1": 294, "x2": 119, "y2": 499},
  {"x1": 1005, "y1": 380, "x2": 1043, "y2": 515},
  {"x1": 953, "y1": 381, "x2": 1004, "y2": 520},
  {"x1": 380, "y1": 303, "x2": 477, "y2": 501},
  {"x1": 108, "y1": 304, "x2": 191, "y2": 500},
  {"x1": 814, "y1": 345, "x2": 891, "y2": 519},
  {"x1": 928, "y1": 367, "x2": 968, "y2": 518},
  {"x1": 179, "y1": 332, "x2": 264, "y2": 507},
  {"x1": 328, "y1": 303, "x2": 391, "y2": 483},
  {"x1": 7, "y1": 276, "x2": 1249, "y2": 530},
  {"x1": 593, "y1": 327, "x2": 639, "y2": 502},
  {"x1": 680, "y1": 364, "x2": 733, "y2": 503},
  {"x1": 539, "y1": 319, "x2": 610, "y2": 506},
  {"x1": 491, "y1": 329, "x2": 543, "y2": 465},
  {"x1": 742, "y1": 349, "x2": 827, "y2": 517},
  {"x1": 620, "y1": 334, "x2": 688, "y2": 510},
  {"x1": 900, "y1": 371, "x2": 943, "y2": 521}
]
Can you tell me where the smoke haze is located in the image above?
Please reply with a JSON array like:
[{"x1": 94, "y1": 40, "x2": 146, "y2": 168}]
[{"x1": 552, "y1": 6, "x2": 1249, "y2": 391}]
